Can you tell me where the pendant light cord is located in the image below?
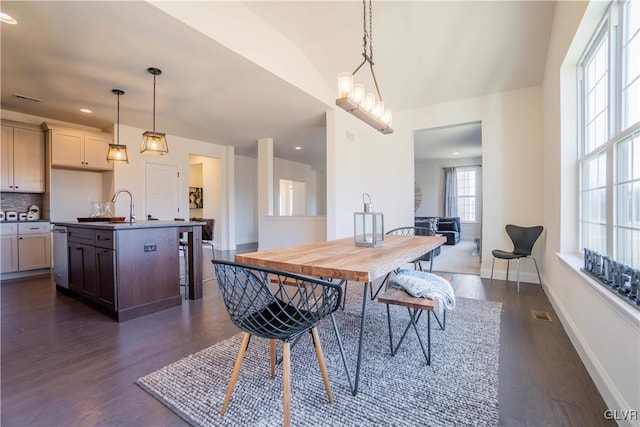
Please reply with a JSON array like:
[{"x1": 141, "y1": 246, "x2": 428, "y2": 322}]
[
  {"x1": 152, "y1": 74, "x2": 156, "y2": 132},
  {"x1": 116, "y1": 92, "x2": 120, "y2": 145}
]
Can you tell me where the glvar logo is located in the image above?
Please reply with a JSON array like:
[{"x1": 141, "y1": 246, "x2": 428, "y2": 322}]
[{"x1": 604, "y1": 410, "x2": 638, "y2": 420}]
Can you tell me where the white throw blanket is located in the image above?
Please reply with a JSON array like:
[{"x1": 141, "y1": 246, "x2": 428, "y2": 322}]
[{"x1": 389, "y1": 269, "x2": 456, "y2": 310}]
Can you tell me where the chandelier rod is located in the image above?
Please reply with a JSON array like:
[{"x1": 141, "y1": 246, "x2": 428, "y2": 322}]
[{"x1": 351, "y1": 0, "x2": 383, "y2": 102}]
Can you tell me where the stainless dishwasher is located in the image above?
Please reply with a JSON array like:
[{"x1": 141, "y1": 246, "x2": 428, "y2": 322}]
[{"x1": 52, "y1": 225, "x2": 69, "y2": 288}]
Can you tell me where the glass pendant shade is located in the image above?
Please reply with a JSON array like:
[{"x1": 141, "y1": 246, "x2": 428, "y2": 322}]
[
  {"x1": 107, "y1": 144, "x2": 129, "y2": 164},
  {"x1": 141, "y1": 131, "x2": 169, "y2": 155},
  {"x1": 353, "y1": 84, "x2": 365, "y2": 105},
  {"x1": 382, "y1": 108, "x2": 393, "y2": 127},
  {"x1": 364, "y1": 93, "x2": 376, "y2": 111},
  {"x1": 338, "y1": 72, "x2": 353, "y2": 98},
  {"x1": 374, "y1": 101, "x2": 385, "y2": 118}
]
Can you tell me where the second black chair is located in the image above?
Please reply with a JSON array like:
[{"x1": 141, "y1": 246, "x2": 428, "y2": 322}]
[
  {"x1": 212, "y1": 260, "x2": 344, "y2": 427},
  {"x1": 490, "y1": 224, "x2": 543, "y2": 293}
]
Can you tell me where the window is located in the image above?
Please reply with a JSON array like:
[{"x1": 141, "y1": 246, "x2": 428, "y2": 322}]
[
  {"x1": 457, "y1": 168, "x2": 477, "y2": 222},
  {"x1": 615, "y1": 133, "x2": 640, "y2": 267},
  {"x1": 579, "y1": 0, "x2": 640, "y2": 268}
]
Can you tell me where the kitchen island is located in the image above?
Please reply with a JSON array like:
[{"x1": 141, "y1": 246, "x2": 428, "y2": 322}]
[{"x1": 52, "y1": 220, "x2": 204, "y2": 321}]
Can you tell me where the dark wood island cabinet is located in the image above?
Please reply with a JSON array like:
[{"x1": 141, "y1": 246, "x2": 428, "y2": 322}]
[{"x1": 56, "y1": 220, "x2": 203, "y2": 321}]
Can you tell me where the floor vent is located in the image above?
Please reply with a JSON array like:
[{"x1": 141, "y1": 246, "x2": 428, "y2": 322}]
[{"x1": 531, "y1": 310, "x2": 552, "y2": 322}]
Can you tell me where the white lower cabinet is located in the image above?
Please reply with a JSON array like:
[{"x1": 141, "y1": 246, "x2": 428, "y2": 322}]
[
  {"x1": 0, "y1": 222, "x2": 51, "y2": 274},
  {"x1": 1, "y1": 230, "x2": 18, "y2": 273}
]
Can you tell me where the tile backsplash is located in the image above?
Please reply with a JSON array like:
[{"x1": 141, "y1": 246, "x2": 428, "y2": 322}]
[{"x1": 1, "y1": 193, "x2": 44, "y2": 214}]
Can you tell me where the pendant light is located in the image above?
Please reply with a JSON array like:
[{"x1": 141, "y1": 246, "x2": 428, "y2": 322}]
[
  {"x1": 336, "y1": 0, "x2": 392, "y2": 134},
  {"x1": 140, "y1": 67, "x2": 168, "y2": 155},
  {"x1": 106, "y1": 89, "x2": 129, "y2": 164}
]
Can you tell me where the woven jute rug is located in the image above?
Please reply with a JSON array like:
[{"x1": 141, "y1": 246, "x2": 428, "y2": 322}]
[{"x1": 137, "y1": 294, "x2": 502, "y2": 426}]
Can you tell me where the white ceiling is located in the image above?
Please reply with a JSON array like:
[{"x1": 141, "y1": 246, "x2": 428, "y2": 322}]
[
  {"x1": 0, "y1": 1, "x2": 556, "y2": 168},
  {"x1": 414, "y1": 122, "x2": 482, "y2": 161}
]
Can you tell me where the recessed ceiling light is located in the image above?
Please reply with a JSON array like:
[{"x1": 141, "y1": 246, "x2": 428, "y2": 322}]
[
  {"x1": 453, "y1": 152, "x2": 460, "y2": 155},
  {"x1": 80, "y1": 108, "x2": 92, "y2": 114},
  {"x1": 0, "y1": 12, "x2": 17, "y2": 25},
  {"x1": 295, "y1": 146, "x2": 302, "y2": 150}
]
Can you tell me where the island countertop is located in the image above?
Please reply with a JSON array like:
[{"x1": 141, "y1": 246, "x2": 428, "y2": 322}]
[{"x1": 52, "y1": 220, "x2": 205, "y2": 230}]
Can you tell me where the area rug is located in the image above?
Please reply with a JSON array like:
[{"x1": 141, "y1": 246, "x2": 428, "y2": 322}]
[
  {"x1": 431, "y1": 240, "x2": 481, "y2": 275},
  {"x1": 137, "y1": 295, "x2": 502, "y2": 426}
]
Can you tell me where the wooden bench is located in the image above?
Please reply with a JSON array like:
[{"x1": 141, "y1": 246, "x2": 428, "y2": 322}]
[{"x1": 377, "y1": 273, "x2": 452, "y2": 365}]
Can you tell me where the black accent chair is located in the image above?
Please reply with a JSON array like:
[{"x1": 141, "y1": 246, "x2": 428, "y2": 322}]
[
  {"x1": 212, "y1": 260, "x2": 344, "y2": 427},
  {"x1": 490, "y1": 224, "x2": 543, "y2": 293}
]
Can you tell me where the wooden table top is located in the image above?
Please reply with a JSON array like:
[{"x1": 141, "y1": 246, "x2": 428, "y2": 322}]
[{"x1": 235, "y1": 235, "x2": 446, "y2": 282}]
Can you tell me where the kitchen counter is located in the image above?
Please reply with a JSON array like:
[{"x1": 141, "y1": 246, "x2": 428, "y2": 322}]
[
  {"x1": 2, "y1": 219, "x2": 50, "y2": 224},
  {"x1": 57, "y1": 220, "x2": 204, "y2": 321},
  {"x1": 52, "y1": 220, "x2": 205, "y2": 229}
]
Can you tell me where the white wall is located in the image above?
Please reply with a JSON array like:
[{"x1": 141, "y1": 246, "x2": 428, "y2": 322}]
[
  {"x1": 401, "y1": 86, "x2": 544, "y2": 282},
  {"x1": 235, "y1": 154, "x2": 258, "y2": 245},
  {"x1": 188, "y1": 162, "x2": 203, "y2": 218},
  {"x1": 542, "y1": 1, "x2": 640, "y2": 422},
  {"x1": 49, "y1": 169, "x2": 106, "y2": 221},
  {"x1": 258, "y1": 215, "x2": 327, "y2": 251},
  {"x1": 273, "y1": 157, "x2": 325, "y2": 216},
  {"x1": 113, "y1": 124, "x2": 235, "y2": 250},
  {"x1": 189, "y1": 155, "x2": 222, "y2": 246},
  {"x1": 326, "y1": 109, "x2": 415, "y2": 240}
]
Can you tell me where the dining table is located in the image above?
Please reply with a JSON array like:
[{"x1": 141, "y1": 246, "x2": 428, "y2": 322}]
[{"x1": 235, "y1": 234, "x2": 446, "y2": 395}]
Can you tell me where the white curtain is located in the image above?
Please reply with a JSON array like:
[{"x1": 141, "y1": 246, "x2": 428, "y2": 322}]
[{"x1": 443, "y1": 167, "x2": 458, "y2": 217}]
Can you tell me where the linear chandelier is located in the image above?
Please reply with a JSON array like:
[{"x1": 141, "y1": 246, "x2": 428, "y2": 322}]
[{"x1": 336, "y1": 0, "x2": 392, "y2": 134}]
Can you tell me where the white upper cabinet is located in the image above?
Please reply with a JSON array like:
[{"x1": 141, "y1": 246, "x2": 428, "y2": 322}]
[
  {"x1": 1, "y1": 122, "x2": 45, "y2": 193},
  {"x1": 45, "y1": 124, "x2": 112, "y2": 171}
]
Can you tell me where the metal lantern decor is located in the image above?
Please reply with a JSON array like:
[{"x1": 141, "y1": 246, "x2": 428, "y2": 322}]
[{"x1": 354, "y1": 193, "x2": 384, "y2": 247}]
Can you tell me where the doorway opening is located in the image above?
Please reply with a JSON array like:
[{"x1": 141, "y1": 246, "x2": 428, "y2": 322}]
[{"x1": 413, "y1": 121, "x2": 483, "y2": 275}]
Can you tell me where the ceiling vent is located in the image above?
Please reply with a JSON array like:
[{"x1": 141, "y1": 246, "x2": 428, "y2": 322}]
[{"x1": 13, "y1": 93, "x2": 43, "y2": 103}]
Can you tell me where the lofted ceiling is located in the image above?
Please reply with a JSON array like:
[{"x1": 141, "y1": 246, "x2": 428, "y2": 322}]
[
  {"x1": 0, "y1": 1, "x2": 555, "y2": 168},
  {"x1": 414, "y1": 122, "x2": 482, "y2": 161}
]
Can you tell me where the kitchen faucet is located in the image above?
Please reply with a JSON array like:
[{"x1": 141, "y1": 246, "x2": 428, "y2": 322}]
[{"x1": 111, "y1": 190, "x2": 135, "y2": 223}]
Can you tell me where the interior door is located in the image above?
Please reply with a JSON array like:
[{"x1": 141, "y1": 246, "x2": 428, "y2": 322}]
[{"x1": 145, "y1": 163, "x2": 180, "y2": 220}]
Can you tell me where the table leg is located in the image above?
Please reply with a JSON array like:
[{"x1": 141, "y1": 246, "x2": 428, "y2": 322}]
[
  {"x1": 330, "y1": 280, "x2": 370, "y2": 396},
  {"x1": 352, "y1": 280, "x2": 370, "y2": 395},
  {"x1": 429, "y1": 250, "x2": 434, "y2": 272},
  {"x1": 187, "y1": 226, "x2": 203, "y2": 299}
]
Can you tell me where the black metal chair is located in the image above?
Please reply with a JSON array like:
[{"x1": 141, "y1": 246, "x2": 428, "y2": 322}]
[
  {"x1": 490, "y1": 224, "x2": 543, "y2": 293},
  {"x1": 212, "y1": 260, "x2": 344, "y2": 427},
  {"x1": 369, "y1": 227, "x2": 439, "y2": 300},
  {"x1": 387, "y1": 226, "x2": 440, "y2": 271}
]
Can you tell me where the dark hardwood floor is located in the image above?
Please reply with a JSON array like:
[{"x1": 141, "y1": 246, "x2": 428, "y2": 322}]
[{"x1": 1, "y1": 246, "x2": 613, "y2": 426}]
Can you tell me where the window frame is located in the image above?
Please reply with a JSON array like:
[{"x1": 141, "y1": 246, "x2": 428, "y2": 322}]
[
  {"x1": 577, "y1": 0, "x2": 640, "y2": 268},
  {"x1": 456, "y1": 166, "x2": 479, "y2": 224}
]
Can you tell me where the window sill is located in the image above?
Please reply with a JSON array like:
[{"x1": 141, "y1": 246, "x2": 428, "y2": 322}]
[{"x1": 556, "y1": 252, "x2": 640, "y2": 327}]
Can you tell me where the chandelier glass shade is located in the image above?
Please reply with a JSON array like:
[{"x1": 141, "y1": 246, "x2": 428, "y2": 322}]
[
  {"x1": 106, "y1": 89, "x2": 129, "y2": 164},
  {"x1": 140, "y1": 67, "x2": 169, "y2": 155},
  {"x1": 336, "y1": 0, "x2": 392, "y2": 134}
]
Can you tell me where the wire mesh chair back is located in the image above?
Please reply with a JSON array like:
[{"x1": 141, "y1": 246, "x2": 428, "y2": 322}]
[
  {"x1": 505, "y1": 224, "x2": 543, "y2": 257},
  {"x1": 386, "y1": 226, "x2": 435, "y2": 237},
  {"x1": 213, "y1": 260, "x2": 343, "y2": 342}
]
